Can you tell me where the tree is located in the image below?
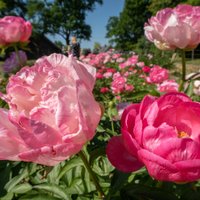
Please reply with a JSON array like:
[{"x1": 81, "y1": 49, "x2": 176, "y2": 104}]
[
  {"x1": 0, "y1": 0, "x2": 27, "y2": 17},
  {"x1": 106, "y1": 0, "x2": 151, "y2": 50},
  {"x1": 27, "y1": 0, "x2": 103, "y2": 45}
]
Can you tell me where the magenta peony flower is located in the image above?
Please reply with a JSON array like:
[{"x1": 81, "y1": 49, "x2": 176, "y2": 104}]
[
  {"x1": 107, "y1": 93, "x2": 200, "y2": 182},
  {"x1": 0, "y1": 16, "x2": 32, "y2": 46},
  {"x1": 144, "y1": 4, "x2": 200, "y2": 50},
  {"x1": 0, "y1": 54, "x2": 101, "y2": 166},
  {"x1": 3, "y1": 50, "x2": 27, "y2": 73}
]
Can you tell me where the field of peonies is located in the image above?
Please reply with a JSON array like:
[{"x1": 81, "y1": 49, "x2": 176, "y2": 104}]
[{"x1": 1, "y1": 4, "x2": 200, "y2": 200}]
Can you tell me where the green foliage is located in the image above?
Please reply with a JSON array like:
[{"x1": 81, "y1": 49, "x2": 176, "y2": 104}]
[{"x1": 106, "y1": 0, "x2": 151, "y2": 50}]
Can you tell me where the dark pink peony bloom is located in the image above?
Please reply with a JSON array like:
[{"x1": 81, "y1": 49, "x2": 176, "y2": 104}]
[
  {"x1": 0, "y1": 16, "x2": 32, "y2": 45},
  {"x1": 144, "y1": 4, "x2": 200, "y2": 50},
  {"x1": 107, "y1": 93, "x2": 200, "y2": 182},
  {"x1": 0, "y1": 54, "x2": 101, "y2": 166},
  {"x1": 100, "y1": 87, "x2": 109, "y2": 93}
]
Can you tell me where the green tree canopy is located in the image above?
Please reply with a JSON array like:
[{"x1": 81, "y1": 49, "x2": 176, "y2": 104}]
[{"x1": 106, "y1": 0, "x2": 151, "y2": 50}]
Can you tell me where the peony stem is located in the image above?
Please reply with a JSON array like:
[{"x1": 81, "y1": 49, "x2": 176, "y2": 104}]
[
  {"x1": 78, "y1": 150, "x2": 105, "y2": 199},
  {"x1": 181, "y1": 50, "x2": 186, "y2": 82}
]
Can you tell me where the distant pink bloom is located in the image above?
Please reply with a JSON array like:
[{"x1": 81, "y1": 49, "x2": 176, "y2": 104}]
[
  {"x1": 106, "y1": 68, "x2": 116, "y2": 73},
  {"x1": 116, "y1": 57, "x2": 125, "y2": 63},
  {"x1": 0, "y1": 54, "x2": 101, "y2": 166},
  {"x1": 0, "y1": 16, "x2": 32, "y2": 46},
  {"x1": 144, "y1": 4, "x2": 200, "y2": 50},
  {"x1": 125, "y1": 84, "x2": 134, "y2": 91},
  {"x1": 147, "y1": 65, "x2": 169, "y2": 83},
  {"x1": 3, "y1": 50, "x2": 27, "y2": 73},
  {"x1": 111, "y1": 75, "x2": 126, "y2": 94},
  {"x1": 100, "y1": 87, "x2": 109, "y2": 93},
  {"x1": 137, "y1": 62, "x2": 145, "y2": 68},
  {"x1": 103, "y1": 72, "x2": 113, "y2": 78},
  {"x1": 112, "y1": 53, "x2": 121, "y2": 59},
  {"x1": 157, "y1": 80, "x2": 179, "y2": 93},
  {"x1": 142, "y1": 66, "x2": 151, "y2": 73},
  {"x1": 107, "y1": 92, "x2": 200, "y2": 182},
  {"x1": 96, "y1": 72, "x2": 104, "y2": 79},
  {"x1": 115, "y1": 96, "x2": 121, "y2": 101}
]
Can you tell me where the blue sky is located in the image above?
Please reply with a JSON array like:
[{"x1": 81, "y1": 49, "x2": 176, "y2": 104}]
[{"x1": 49, "y1": 0, "x2": 124, "y2": 49}]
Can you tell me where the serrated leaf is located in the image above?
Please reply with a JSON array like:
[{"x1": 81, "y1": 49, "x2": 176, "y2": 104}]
[{"x1": 33, "y1": 183, "x2": 70, "y2": 200}]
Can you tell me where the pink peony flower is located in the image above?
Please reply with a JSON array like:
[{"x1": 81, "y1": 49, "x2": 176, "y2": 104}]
[
  {"x1": 147, "y1": 65, "x2": 169, "y2": 83},
  {"x1": 100, "y1": 87, "x2": 109, "y2": 93},
  {"x1": 0, "y1": 54, "x2": 101, "y2": 166},
  {"x1": 157, "y1": 79, "x2": 179, "y2": 93},
  {"x1": 111, "y1": 74, "x2": 127, "y2": 94},
  {"x1": 137, "y1": 62, "x2": 145, "y2": 68},
  {"x1": 142, "y1": 66, "x2": 151, "y2": 73},
  {"x1": 107, "y1": 93, "x2": 200, "y2": 182},
  {"x1": 96, "y1": 72, "x2": 104, "y2": 79},
  {"x1": 125, "y1": 84, "x2": 134, "y2": 91},
  {"x1": 144, "y1": 4, "x2": 200, "y2": 50},
  {"x1": 0, "y1": 16, "x2": 32, "y2": 45},
  {"x1": 3, "y1": 50, "x2": 27, "y2": 73},
  {"x1": 103, "y1": 72, "x2": 113, "y2": 78}
]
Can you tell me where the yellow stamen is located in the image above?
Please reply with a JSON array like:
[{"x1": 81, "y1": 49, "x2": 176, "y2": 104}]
[{"x1": 178, "y1": 131, "x2": 189, "y2": 138}]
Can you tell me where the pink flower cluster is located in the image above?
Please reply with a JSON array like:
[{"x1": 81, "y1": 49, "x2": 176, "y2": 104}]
[
  {"x1": 0, "y1": 16, "x2": 32, "y2": 46},
  {"x1": 80, "y1": 50, "x2": 126, "y2": 67},
  {"x1": 0, "y1": 54, "x2": 101, "y2": 166},
  {"x1": 107, "y1": 93, "x2": 200, "y2": 182},
  {"x1": 145, "y1": 4, "x2": 200, "y2": 50},
  {"x1": 146, "y1": 65, "x2": 178, "y2": 93}
]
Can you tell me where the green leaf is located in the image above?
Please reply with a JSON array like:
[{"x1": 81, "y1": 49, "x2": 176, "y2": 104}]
[
  {"x1": 19, "y1": 193, "x2": 62, "y2": 200},
  {"x1": 185, "y1": 81, "x2": 194, "y2": 97},
  {"x1": 58, "y1": 157, "x2": 83, "y2": 180},
  {"x1": 96, "y1": 125, "x2": 105, "y2": 133},
  {"x1": 33, "y1": 183, "x2": 70, "y2": 200},
  {"x1": 10, "y1": 183, "x2": 32, "y2": 194},
  {"x1": 0, "y1": 192, "x2": 13, "y2": 200},
  {"x1": 4, "y1": 167, "x2": 29, "y2": 192}
]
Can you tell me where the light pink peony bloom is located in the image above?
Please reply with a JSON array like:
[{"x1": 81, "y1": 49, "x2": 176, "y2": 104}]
[
  {"x1": 107, "y1": 93, "x2": 200, "y2": 182},
  {"x1": 157, "y1": 79, "x2": 179, "y2": 93},
  {"x1": 146, "y1": 65, "x2": 169, "y2": 84},
  {"x1": 144, "y1": 4, "x2": 200, "y2": 50},
  {"x1": 0, "y1": 16, "x2": 32, "y2": 45},
  {"x1": 0, "y1": 54, "x2": 101, "y2": 166}
]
